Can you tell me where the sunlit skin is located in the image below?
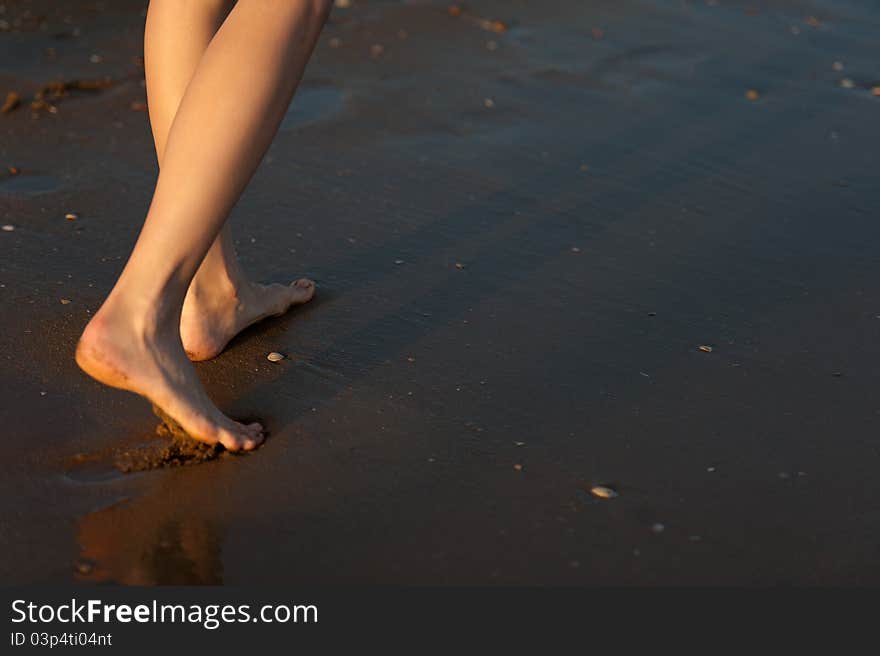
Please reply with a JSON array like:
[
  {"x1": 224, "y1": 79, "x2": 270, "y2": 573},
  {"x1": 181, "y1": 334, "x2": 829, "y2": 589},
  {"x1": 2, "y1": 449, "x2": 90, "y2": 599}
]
[{"x1": 75, "y1": 0, "x2": 330, "y2": 451}]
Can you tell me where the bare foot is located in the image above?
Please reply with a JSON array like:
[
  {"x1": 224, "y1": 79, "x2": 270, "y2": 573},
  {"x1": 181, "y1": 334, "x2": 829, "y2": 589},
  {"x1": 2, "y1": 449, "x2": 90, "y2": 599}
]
[
  {"x1": 75, "y1": 306, "x2": 265, "y2": 451},
  {"x1": 180, "y1": 276, "x2": 316, "y2": 361}
]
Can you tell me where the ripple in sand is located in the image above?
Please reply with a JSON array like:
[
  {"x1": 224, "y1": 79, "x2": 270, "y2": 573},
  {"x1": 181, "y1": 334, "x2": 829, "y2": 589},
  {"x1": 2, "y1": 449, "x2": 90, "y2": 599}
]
[
  {"x1": 64, "y1": 452, "x2": 126, "y2": 484},
  {"x1": 0, "y1": 172, "x2": 62, "y2": 196},
  {"x1": 280, "y1": 84, "x2": 346, "y2": 131}
]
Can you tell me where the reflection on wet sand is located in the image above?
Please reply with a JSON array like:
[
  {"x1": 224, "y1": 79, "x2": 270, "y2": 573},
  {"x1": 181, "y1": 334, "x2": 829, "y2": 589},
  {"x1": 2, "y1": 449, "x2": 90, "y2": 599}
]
[{"x1": 76, "y1": 500, "x2": 222, "y2": 585}]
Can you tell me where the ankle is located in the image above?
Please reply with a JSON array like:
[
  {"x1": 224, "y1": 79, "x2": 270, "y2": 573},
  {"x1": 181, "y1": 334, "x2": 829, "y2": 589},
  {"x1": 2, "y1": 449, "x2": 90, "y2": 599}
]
[
  {"x1": 186, "y1": 268, "x2": 241, "y2": 306},
  {"x1": 92, "y1": 289, "x2": 181, "y2": 342}
]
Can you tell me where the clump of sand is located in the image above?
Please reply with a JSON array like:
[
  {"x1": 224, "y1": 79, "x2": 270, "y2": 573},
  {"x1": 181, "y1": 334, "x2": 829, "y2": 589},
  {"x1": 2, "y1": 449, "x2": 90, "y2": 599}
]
[{"x1": 114, "y1": 405, "x2": 224, "y2": 472}]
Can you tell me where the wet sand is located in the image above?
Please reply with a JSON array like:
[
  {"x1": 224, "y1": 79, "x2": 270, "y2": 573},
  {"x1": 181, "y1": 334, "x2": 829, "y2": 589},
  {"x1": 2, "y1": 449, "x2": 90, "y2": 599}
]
[{"x1": 2, "y1": 0, "x2": 880, "y2": 585}]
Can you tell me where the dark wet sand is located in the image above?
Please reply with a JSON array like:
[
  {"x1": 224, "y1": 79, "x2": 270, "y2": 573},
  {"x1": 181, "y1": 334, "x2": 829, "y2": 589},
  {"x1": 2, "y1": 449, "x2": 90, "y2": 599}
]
[{"x1": 2, "y1": 0, "x2": 880, "y2": 585}]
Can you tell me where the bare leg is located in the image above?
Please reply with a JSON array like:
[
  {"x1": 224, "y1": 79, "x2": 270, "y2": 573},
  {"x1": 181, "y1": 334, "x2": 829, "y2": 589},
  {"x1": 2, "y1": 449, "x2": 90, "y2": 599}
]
[
  {"x1": 144, "y1": 0, "x2": 316, "y2": 362},
  {"x1": 76, "y1": 0, "x2": 332, "y2": 450}
]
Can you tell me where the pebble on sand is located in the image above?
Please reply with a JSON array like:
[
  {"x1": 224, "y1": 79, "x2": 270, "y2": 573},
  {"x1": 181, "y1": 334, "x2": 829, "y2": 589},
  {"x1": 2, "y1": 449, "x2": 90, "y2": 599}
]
[
  {"x1": 483, "y1": 97, "x2": 495, "y2": 108},
  {"x1": 513, "y1": 464, "x2": 523, "y2": 471},
  {"x1": 590, "y1": 485, "x2": 618, "y2": 499},
  {"x1": 60, "y1": 299, "x2": 71, "y2": 305},
  {"x1": 1, "y1": 91, "x2": 20, "y2": 114},
  {"x1": 745, "y1": 89, "x2": 760, "y2": 101},
  {"x1": 75, "y1": 559, "x2": 94, "y2": 575},
  {"x1": 267, "y1": 351, "x2": 285, "y2": 362}
]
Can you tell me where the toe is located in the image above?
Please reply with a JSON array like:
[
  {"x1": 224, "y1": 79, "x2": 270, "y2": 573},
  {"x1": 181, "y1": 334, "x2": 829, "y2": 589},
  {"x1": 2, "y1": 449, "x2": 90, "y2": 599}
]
[
  {"x1": 241, "y1": 436, "x2": 262, "y2": 451},
  {"x1": 241, "y1": 423, "x2": 265, "y2": 451},
  {"x1": 288, "y1": 278, "x2": 316, "y2": 305},
  {"x1": 218, "y1": 430, "x2": 246, "y2": 452},
  {"x1": 215, "y1": 422, "x2": 262, "y2": 452},
  {"x1": 245, "y1": 421, "x2": 264, "y2": 437}
]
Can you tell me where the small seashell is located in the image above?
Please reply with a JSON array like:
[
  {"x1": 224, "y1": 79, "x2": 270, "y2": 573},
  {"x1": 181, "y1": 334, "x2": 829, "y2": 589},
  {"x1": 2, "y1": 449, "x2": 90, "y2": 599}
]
[
  {"x1": 872, "y1": 86, "x2": 880, "y2": 97},
  {"x1": 590, "y1": 485, "x2": 618, "y2": 499},
  {"x1": 370, "y1": 43, "x2": 384, "y2": 58},
  {"x1": 455, "y1": 262, "x2": 465, "y2": 269},
  {"x1": 832, "y1": 61, "x2": 844, "y2": 71},
  {"x1": 745, "y1": 89, "x2": 760, "y2": 101},
  {"x1": 60, "y1": 298, "x2": 71, "y2": 305},
  {"x1": 1, "y1": 224, "x2": 14, "y2": 232},
  {"x1": 483, "y1": 97, "x2": 495, "y2": 108},
  {"x1": 64, "y1": 212, "x2": 79, "y2": 220},
  {"x1": 651, "y1": 522, "x2": 666, "y2": 533},
  {"x1": 513, "y1": 464, "x2": 523, "y2": 471},
  {"x1": 266, "y1": 351, "x2": 285, "y2": 362},
  {"x1": 75, "y1": 559, "x2": 94, "y2": 575},
  {"x1": 840, "y1": 78, "x2": 855, "y2": 89},
  {"x1": 394, "y1": 259, "x2": 404, "y2": 265},
  {"x1": 698, "y1": 345, "x2": 713, "y2": 353}
]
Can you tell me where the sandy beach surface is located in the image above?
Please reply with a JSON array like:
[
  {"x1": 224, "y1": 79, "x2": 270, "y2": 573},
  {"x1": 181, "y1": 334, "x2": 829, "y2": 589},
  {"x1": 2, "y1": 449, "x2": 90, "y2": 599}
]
[{"x1": 1, "y1": 0, "x2": 880, "y2": 585}]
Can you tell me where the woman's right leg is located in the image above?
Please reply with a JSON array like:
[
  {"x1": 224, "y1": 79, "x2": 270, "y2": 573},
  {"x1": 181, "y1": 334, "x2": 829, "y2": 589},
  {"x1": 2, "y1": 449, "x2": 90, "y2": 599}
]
[{"x1": 76, "y1": 0, "x2": 332, "y2": 451}]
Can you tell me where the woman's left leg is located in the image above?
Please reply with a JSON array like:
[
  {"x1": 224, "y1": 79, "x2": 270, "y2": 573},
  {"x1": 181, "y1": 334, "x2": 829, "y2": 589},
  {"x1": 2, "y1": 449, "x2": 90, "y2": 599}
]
[
  {"x1": 76, "y1": 0, "x2": 333, "y2": 450},
  {"x1": 144, "y1": 0, "x2": 316, "y2": 363}
]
